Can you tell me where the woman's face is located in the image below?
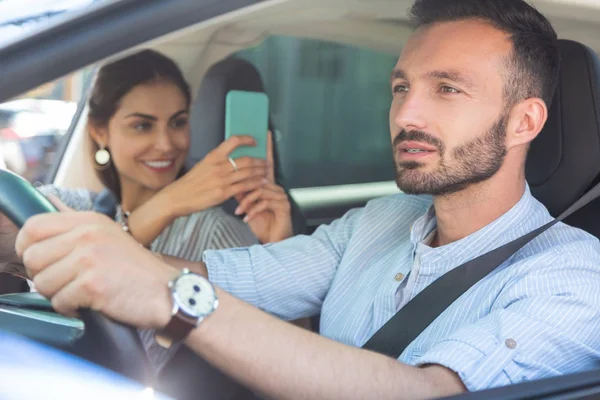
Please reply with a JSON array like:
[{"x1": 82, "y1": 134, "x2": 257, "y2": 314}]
[{"x1": 101, "y1": 80, "x2": 190, "y2": 193}]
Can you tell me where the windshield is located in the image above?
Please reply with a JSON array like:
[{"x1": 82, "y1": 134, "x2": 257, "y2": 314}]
[{"x1": 0, "y1": 0, "x2": 119, "y2": 47}]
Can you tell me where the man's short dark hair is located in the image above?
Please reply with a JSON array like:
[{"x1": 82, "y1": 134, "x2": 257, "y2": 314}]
[{"x1": 409, "y1": 0, "x2": 560, "y2": 109}]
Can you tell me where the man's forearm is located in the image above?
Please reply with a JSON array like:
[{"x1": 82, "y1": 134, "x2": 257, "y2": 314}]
[{"x1": 184, "y1": 288, "x2": 466, "y2": 400}]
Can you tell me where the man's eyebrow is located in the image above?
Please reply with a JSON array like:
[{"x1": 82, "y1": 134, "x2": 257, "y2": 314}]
[
  {"x1": 390, "y1": 68, "x2": 407, "y2": 83},
  {"x1": 125, "y1": 113, "x2": 158, "y2": 121},
  {"x1": 425, "y1": 70, "x2": 476, "y2": 89}
]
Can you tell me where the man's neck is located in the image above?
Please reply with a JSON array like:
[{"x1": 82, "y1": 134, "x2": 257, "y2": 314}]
[{"x1": 431, "y1": 173, "x2": 526, "y2": 248}]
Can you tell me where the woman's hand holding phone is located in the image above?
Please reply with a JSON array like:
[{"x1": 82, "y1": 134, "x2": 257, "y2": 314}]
[
  {"x1": 162, "y1": 135, "x2": 269, "y2": 218},
  {"x1": 234, "y1": 132, "x2": 293, "y2": 244}
]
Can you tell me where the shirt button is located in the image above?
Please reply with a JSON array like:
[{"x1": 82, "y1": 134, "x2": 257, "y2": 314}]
[
  {"x1": 394, "y1": 273, "x2": 405, "y2": 281},
  {"x1": 505, "y1": 339, "x2": 517, "y2": 349}
]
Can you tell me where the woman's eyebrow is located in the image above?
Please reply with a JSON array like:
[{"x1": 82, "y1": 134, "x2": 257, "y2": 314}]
[
  {"x1": 169, "y1": 110, "x2": 189, "y2": 120},
  {"x1": 125, "y1": 112, "x2": 158, "y2": 121}
]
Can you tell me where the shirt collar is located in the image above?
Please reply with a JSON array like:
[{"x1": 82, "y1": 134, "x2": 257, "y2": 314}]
[{"x1": 409, "y1": 184, "x2": 553, "y2": 267}]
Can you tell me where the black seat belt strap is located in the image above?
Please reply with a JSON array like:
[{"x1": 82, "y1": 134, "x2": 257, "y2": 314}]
[{"x1": 362, "y1": 182, "x2": 600, "y2": 359}]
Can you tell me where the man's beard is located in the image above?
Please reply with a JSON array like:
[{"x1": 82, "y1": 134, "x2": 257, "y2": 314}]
[{"x1": 394, "y1": 113, "x2": 509, "y2": 196}]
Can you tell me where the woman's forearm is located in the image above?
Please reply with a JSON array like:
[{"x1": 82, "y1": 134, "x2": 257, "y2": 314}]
[{"x1": 127, "y1": 192, "x2": 178, "y2": 247}]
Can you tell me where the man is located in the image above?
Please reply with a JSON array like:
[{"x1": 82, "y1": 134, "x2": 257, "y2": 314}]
[{"x1": 12, "y1": 0, "x2": 600, "y2": 398}]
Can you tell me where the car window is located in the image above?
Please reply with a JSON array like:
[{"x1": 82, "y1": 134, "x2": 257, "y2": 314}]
[
  {"x1": 236, "y1": 35, "x2": 398, "y2": 189},
  {"x1": 0, "y1": 0, "x2": 119, "y2": 48},
  {"x1": 0, "y1": 68, "x2": 94, "y2": 184}
]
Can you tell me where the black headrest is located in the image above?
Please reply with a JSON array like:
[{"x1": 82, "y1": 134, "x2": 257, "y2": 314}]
[
  {"x1": 526, "y1": 39, "x2": 600, "y2": 216},
  {"x1": 187, "y1": 57, "x2": 273, "y2": 166}
]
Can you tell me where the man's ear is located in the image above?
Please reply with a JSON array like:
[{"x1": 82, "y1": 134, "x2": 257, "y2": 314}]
[
  {"x1": 88, "y1": 122, "x2": 109, "y2": 147},
  {"x1": 506, "y1": 97, "x2": 547, "y2": 150}
]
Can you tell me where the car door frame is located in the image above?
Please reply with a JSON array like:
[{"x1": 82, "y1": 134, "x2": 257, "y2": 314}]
[{"x1": 0, "y1": 0, "x2": 597, "y2": 398}]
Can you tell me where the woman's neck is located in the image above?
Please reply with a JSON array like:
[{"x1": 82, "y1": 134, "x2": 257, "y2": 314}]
[{"x1": 119, "y1": 181, "x2": 158, "y2": 213}]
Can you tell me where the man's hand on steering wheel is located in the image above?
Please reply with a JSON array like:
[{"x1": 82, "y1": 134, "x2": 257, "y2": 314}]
[{"x1": 15, "y1": 207, "x2": 176, "y2": 330}]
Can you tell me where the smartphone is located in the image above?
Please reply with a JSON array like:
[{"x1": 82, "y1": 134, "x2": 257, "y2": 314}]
[{"x1": 224, "y1": 90, "x2": 269, "y2": 160}]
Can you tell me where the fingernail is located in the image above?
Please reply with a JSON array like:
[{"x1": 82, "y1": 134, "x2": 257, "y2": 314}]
[
  {"x1": 262, "y1": 179, "x2": 269, "y2": 184},
  {"x1": 243, "y1": 216, "x2": 249, "y2": 223},
  {"x1": 234, "y1": 206, "x2": 242, "y2": 215}
]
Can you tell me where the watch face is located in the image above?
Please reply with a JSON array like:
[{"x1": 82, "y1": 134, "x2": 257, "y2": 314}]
[{"x1": 173, "y1": 274, "x2": 217, "y2": 317}]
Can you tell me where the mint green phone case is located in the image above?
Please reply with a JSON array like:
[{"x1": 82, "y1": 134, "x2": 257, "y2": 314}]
[{"x1": 225, "y1": 90, "x2": 269, "y2": 160}]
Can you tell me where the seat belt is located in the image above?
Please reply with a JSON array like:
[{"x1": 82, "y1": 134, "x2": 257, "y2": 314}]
[{"x1": 362, "y1": 182, "x2": 600, "y2": 359}]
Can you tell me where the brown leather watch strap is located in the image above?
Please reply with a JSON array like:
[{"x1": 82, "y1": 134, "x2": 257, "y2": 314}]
[{"x1": 155, "y1": 310, "x2": 195, "y2": 349}]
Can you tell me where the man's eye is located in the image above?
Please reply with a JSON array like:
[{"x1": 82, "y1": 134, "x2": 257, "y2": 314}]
[
  {"x1": 440, "y1": 86, "x2": 461, "y2": 94},
  {"x1": 393, "y1": 85, "x2": 409, "y2": 94}
]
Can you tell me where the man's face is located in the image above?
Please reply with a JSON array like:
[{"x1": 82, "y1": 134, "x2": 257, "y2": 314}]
[{"x1": 390, "y1": 20, "x2": 513, "y2": 196}]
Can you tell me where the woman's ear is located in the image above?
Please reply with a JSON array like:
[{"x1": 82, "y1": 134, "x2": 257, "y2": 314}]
[
  {"x1": 88, "y1": 122, "x2": 109, "y2": 147},
  {"x1": 506, "y1": 97, "x2": 548, "y2": 150}
]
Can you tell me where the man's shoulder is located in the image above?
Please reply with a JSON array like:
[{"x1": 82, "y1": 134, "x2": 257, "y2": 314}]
[
  {"x1": 330, "y1": 192, "x2": 432, "y2": 238},
  {"x1": 363, "y1": 192, "x2": 433, "y2": 215},
  {"x1": 514, "y1": 221, "x2": 600, "y2": 270}
]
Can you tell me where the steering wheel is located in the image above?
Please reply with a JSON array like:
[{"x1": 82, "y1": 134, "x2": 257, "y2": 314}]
[{"x1": 0, "y1": 169, "x2": 154, "y2": 385}]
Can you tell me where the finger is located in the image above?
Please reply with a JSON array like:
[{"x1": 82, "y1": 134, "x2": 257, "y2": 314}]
[
  {"x1": 15, "y1": 212, "x2": 110, "y2": 258},
  {"x1": 260, "y1": 182, "x2": 286, "y2": 194},
  {"x1": 226, "y1": 156, "x2": 268, "y2": 170},
  {"x1": 21, "y1": 223, "x2": 104, "y2": 278},
  {"x1": 31, "y1": 246, "x2": 89, "y2": 298},
  {"x1": 234, "y1": 193, "x2": 244, "y2": 204},
  {"x1": 225, "y1": 177, "x2": 268, "y2": 200},
  {"x1": 33, "y1": 239, "x2": 102, "y2": 298},
  {"x1": 50, "y1": 277, "x2": 94, "y2": 318},
  {"x1": 236, "y1": 184, "x2": 287, "y2": 215},
  {"x1": 251, "y1": 184, "x2": 288, "y2": 200},
  {"x1": 213, "y1": 135, "x2": 257, "y2": 159},
  {"x1": 45, "y1": 194, "x2": 73, "y2": 212},
  {"x1": 267, "y1": 131, "x2": 275, "y2": 183},
  {"x1": 225, "y1": 166, "x2": 268, "y2": 185},
  {"x1": 244, "y1": 200, "x2": 270, "y2": 223},
  {"x1": 235, "y1": 189, "x2": 263, "y2": 215},
  {"x1": 214, "y1": 157, "x2": 267, "y2": 179},
  {"x1": 247, "y1": 190, "x2": 291, "y2": 217}
]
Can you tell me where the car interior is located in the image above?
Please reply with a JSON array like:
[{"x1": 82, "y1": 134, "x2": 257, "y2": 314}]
[{"x1": 2, "y1": 0, "x2": 600, "y2": 399}]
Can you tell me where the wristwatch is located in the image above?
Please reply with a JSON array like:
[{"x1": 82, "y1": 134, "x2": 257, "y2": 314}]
[{"x1": 155, "y1": 268, "x2": 218, "y2": 349}]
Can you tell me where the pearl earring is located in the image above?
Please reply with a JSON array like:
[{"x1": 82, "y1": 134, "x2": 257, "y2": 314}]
[{"x1": 95, "y1": 145, "x2": 111, "y2": 167}]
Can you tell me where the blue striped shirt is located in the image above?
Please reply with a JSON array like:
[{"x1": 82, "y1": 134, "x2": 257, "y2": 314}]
[{"x1": 204, "y1": 185, "x2": 600, "y2": 391}]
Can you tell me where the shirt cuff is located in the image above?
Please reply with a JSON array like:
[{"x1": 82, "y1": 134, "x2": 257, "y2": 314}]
[
  {"x1": 415, "y1": 337, "x2": 519, "y2": 392},
  {"x1": 203, "y1": 248, "x2": 260, "y2": 307}
]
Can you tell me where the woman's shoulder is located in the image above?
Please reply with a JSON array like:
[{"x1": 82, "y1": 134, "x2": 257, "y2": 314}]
[{"x1": 36, "y1": 184, "x2": 98, "y2": 212}]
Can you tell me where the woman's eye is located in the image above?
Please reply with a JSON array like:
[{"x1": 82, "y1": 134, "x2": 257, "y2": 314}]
[
  {"x1": 171, "y1": 118, "x2": 189, "y2": 129},
  {"x1": 134, "y1": 121, "x2": 153, "y2": 132},
  {"x1": 440, "y1": 86, "x2": 461, "y2": 94}
]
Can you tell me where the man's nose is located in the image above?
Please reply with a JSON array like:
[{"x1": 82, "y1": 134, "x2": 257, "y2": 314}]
[{"x1": 392, "y1": 92, "x2": 428, "y2": 132}]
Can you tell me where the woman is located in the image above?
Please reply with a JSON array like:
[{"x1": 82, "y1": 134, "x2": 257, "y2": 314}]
[
  {"x1": 43, "y1": 49, "x2": 293, "y2": 250},
  {"x1": 1, "y1": 49, "x2": 294, "y2": 375}
]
